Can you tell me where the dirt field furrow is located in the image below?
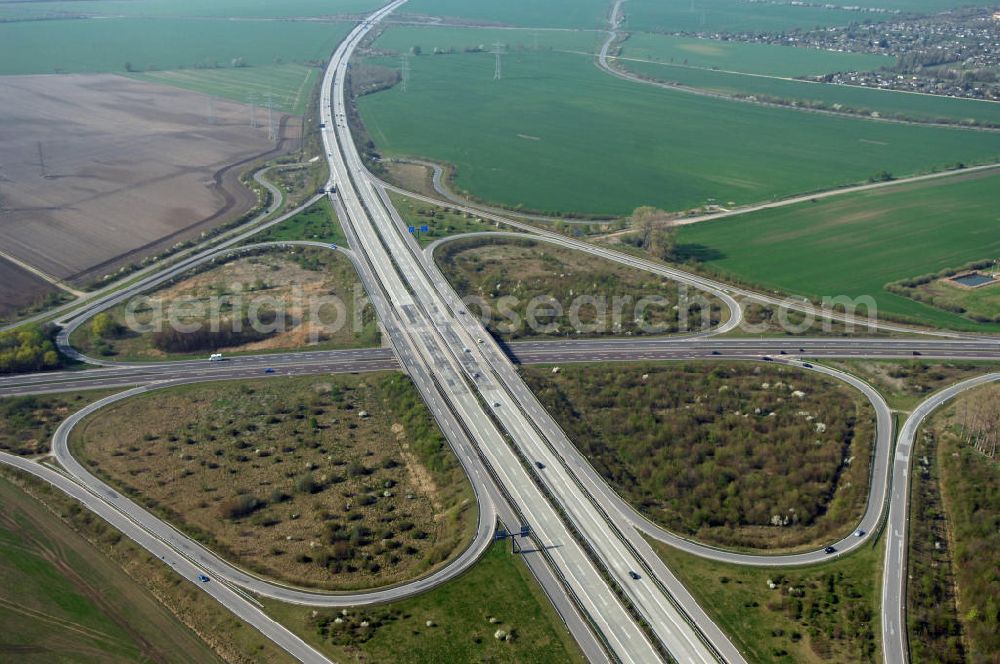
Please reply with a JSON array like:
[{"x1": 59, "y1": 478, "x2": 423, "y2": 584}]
[{"x1": 0, "y1": 74, "x2": 300, "y2": 289}]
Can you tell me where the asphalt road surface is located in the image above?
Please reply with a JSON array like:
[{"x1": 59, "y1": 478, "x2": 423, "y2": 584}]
[
  {"x1": 881, "y1": 372, "x2": 1000, "y2": 664},
  {"x1": 2, "y1": 1, "x2": 998, "y2": 661},
  {"x1": 4, "y1": 337, "x2": 997, "y2": 398}
]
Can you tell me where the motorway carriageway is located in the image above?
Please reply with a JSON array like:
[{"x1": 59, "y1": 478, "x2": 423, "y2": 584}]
[{"x1": 2, "y1": 337, "x2": 998, "y2": 398}]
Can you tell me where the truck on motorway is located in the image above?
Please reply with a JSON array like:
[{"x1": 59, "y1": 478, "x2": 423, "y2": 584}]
[{"x1": 209, "y1": 353, "x2": 223, "y2": 362}]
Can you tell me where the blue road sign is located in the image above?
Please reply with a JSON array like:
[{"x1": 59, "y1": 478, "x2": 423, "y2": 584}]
[
  {"x1": 495, "y1": 529, "x2": 509, "y2": 540},
  {"x1": 519, "y1": 524, "x2": 531, "y2": 537},
  {"x1": 407, "y1": 226, "x2": 415, "y2": 233},
  {"x1": 420, "y1": 225, "x2": 429, "y2": 233}
]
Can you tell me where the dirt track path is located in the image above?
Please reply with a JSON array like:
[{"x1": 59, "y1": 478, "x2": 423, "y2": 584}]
[{"x1": 0, "y1": 249, "x2": 85, "y2": 297}]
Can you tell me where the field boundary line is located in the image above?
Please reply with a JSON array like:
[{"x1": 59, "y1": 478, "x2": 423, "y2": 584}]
[{"x1": 0, "y1": 249, "x2": 86, "y2": 297}]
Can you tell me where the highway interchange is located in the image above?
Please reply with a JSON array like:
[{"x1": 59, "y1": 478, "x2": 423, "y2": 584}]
[{"x1": 1, "y1": 1, "x2": 999, "y2": 662}]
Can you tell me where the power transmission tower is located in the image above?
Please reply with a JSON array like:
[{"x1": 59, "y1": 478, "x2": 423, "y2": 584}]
[
  {"x1": 401, "y1": 53, "x2": 410, "y2": 92},
  {"x1": 264, "y1": 92, "x2": 275, "y2": 142},
  {"x1": 247, "y1": 93, "x2": 257, "y2": 128},
  {"x1": 493, "y1": 42, "x2": 504, "y2": 80}
]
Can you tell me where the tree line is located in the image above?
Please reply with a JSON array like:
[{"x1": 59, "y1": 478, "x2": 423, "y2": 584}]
[{"x1": 0, "y1": 325, "x2": 60, "y2": 374}]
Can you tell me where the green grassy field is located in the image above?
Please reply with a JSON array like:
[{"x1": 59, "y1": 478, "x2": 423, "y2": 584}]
[
  {"x1": 0, "y1": 17, "x2": 349, "y2": 76},
  {"x1": 0, "y1": 0, "x2": 380, "y2": 19},
  {"x1": 894, "y1": 277, "x2": 1000, "y2": 323},
  {"x1": 133, "y1": 63, "x2": 320, "y2": 114},
  {"x1": 620, "y1": 58, "x2": 1000, "y2": 126},
  {"x1": 373, "y1": 24, "x2": 605, "y2": 55},
  {"x1": 625, "y1": 0, "x2": 862, "y2": 33},
  {"x1": 621, "y1": 33, "x2": 894, "y2": 78},
  {"x1": 358, "y1": 43, "x2": 1000, "y2": 216},
  {"x1": 403, "y1": 0, "x2": 611, "y2": 29},
  {"x1": 677, "y1": 169, "x2": 1000, "y2": 330},
  {"x1": 0, "y1": 477, "x2": 221, "y2": 663},
  {"x1": 625, "y1": 0, "x2": 999, "y2": 34},
  {"x1": 266, "y1": 541, "x2": 584, "y2": 663}
]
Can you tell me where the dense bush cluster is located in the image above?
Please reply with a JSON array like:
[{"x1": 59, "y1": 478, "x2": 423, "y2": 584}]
[
  {"x1": 525, "y1": 362, "x2": 874, "y2": 549},
  {"x1": 151, "y1": 317, "x2": 274, "y2": 353},
  {"x1": 0, "y1": 325, "x2": 60, "y2": 374}
]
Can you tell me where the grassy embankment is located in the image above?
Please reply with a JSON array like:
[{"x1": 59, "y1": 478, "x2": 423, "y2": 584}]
[
  {"x1": 652, "y1": 536, "x2": 883, "y2": 663},
  {"x1": 266, "y1": 541, "x2": 584, "y2": 663},
  {"x1": 726, "y1": 301, "x2": 895, "y2": 338},
  {"x1": 388, "y1": 191, "x2": 502, "y2": 247},
  {"x1": 825, "y1": 360, "x2": 1000, "y2": 411},
  {"x1": 71, "y1": 374, "x2": 477, "y2": 591},
  {"x1": 253, "y1": 196, "x2": 348, "y2": 246},
  {"x1": 523, "y1": 361, "x2": 876, "y2": 551},
  {"x1": 435, "y1": 237, "x2": 724, "y2": 340}
]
